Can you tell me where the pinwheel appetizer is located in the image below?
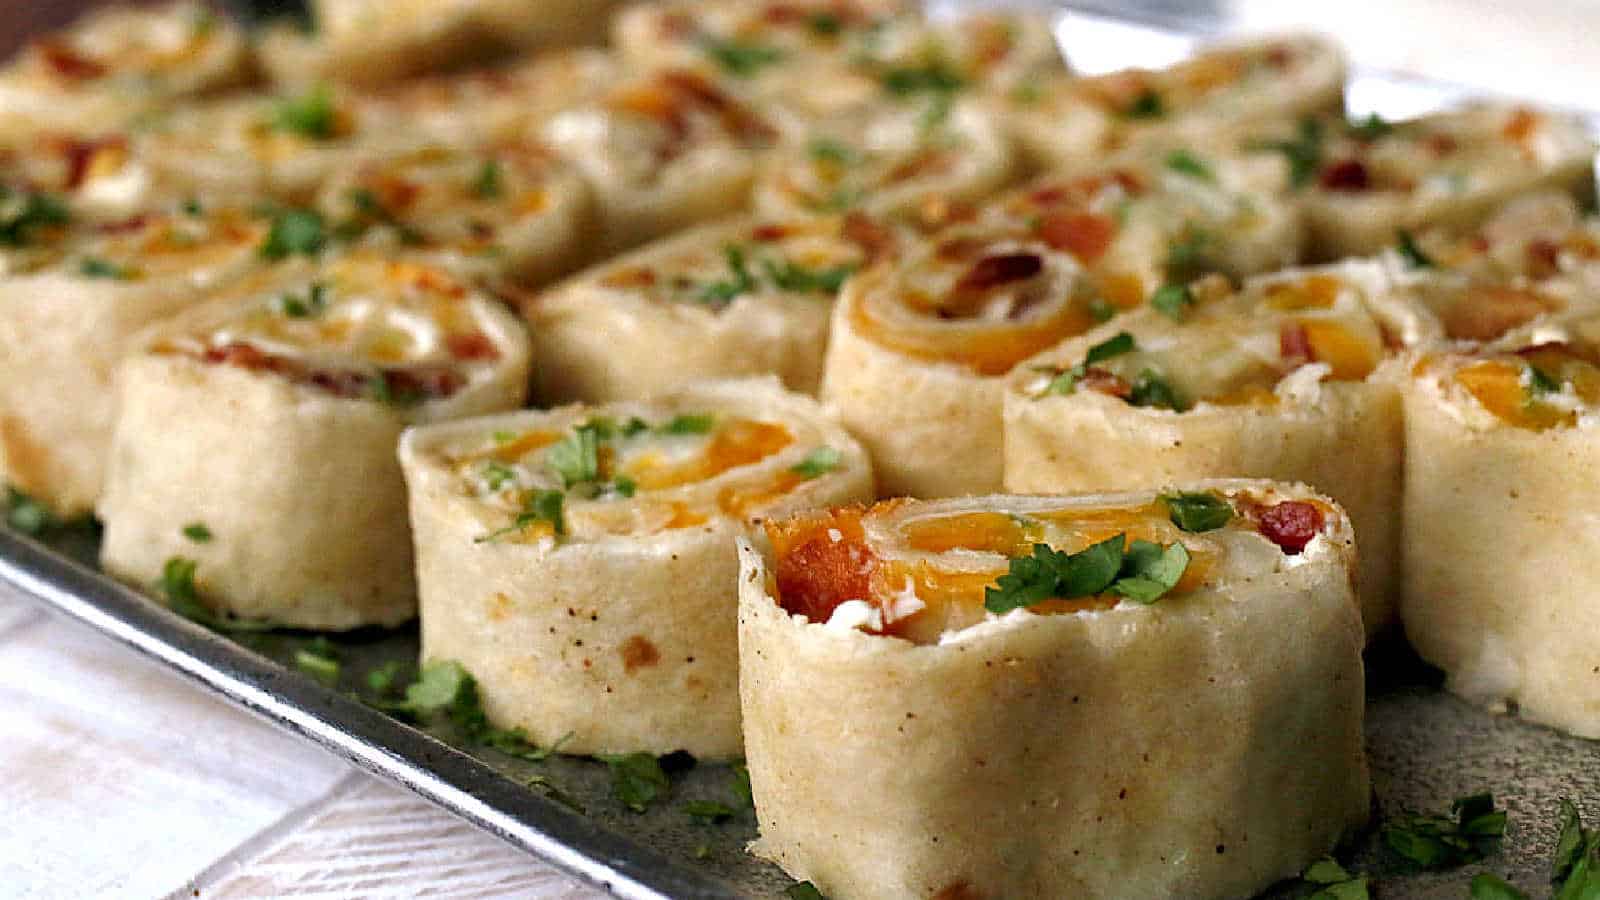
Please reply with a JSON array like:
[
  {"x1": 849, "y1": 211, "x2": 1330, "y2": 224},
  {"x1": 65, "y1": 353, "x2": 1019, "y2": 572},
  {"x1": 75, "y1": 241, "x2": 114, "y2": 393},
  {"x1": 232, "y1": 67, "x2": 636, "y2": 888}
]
[
  {"x1": 400, "y1": 378, "x2": 872, "y2": 758},
  {"x1": 739, "y1": 481, "x2": 1368, "y2": 899},
  {"x1": 314, "y1": 140, "x2": 591, "y2": 287},
  {"x1": 0, "y1": 130, "x2": 180, "y2": 224},
  {"x1": 1005, "y1": 34, "x2": 1346, "y2": 172},
  {"x1": 1405, "y1": 191, "x2": 1600, "y2": 290},
  {"x1": 1247, "y1": 105, "x2": 1596, "y2": 260},
  {"x1": 521, "y1": 213, "x2": 898, "y2": 403},
  {"x1": 0, "y1": 1, "x2": 251, "y2": 142},
  {"x1": 752, "y1": 97, "x2": 1016, "y2": 220},
  {"x1": 0, "y1": 203, "x2": 272, "y2": 517},
  {"x1": 97, "y1": 254, "x2": 531, "y2": 630},
  {"x1": 1003, "y1": 263, "x2": 1415, "y2": 635},
  {"x1": 822, "y1": 161, "x2": 1303, "y2": 498},
  {"x1": 540, "y1": 68, "x2": 782, "y2": 256},
  {"x1": 258, "y1": 0, "x2": 621, "y2": 88},
  {"x1": 1401, "y1": 313, "x2": 1600, "y2": 738}
]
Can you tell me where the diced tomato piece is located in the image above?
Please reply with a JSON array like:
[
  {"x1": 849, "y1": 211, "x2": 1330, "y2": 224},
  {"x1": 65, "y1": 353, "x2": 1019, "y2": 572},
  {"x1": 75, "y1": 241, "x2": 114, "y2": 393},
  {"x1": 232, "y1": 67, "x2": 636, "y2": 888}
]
[
  {"x1": 1257, "y1": 501, "x2": 1323, "y2": 554},
  {"x1": 1036, "y1": 212, "x2": 1116, "y2": 263},
  {"x1": 35, "y1": 40, "x2": 106, "y2": 81},
  {"x1": 1279, "y1": 323, "x2": 1313, "y2": 366},
  {"x1": 768, "y1": 511, "x2": 876, "y2": 625},
  {"x1": 1318, "y1": 159, "x2": 1370, "y2": 192},
  {"x1": 446, "y1": 331, "x2": 501, "y2": 361}
]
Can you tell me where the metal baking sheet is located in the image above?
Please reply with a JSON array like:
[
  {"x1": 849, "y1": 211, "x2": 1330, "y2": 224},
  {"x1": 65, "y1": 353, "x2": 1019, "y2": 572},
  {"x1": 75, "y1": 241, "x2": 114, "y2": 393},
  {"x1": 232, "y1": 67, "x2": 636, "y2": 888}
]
[{"x1": 5, "y1": 8, "x2": 1600, "y2": 899}]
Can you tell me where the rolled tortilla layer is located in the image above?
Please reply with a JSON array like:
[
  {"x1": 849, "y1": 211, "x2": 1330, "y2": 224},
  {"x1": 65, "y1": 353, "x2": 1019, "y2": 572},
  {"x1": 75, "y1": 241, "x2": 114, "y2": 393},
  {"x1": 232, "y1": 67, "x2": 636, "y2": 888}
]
[
  {"x1": 1005, "y1": 262, "x2": 1416, "y2": 636},
  {"x1": 0, "y1": 205, "x2": 272, "y2": 516},
  {"x1": 739, "y1": 480, "x2": 1368, "y2": 899},
  {"x1": 521, "y1": 213, "x2": 902, "y2": 403},
  {"x1": 98, "y1": 254, "x2": 531, "y2": 630},
  {"x1": 1401, "y1": 314, "x2": 1600, "y2": 738},
  {"x1": 1003, "y1": 34, "x2": 1346, "y2": 172},
  {"x1": 753, "y1": 98, "x2": 1016, "y2": 221},
  {"x1": 540, "y1": 69, "x2": 781, "y2": 257},
  {"x1": 0, "y1": 1, "x2": 251, "y2": 141},
  {"x1": 315, "y1": 139, "x2": 591, "y2": 287},
  {"x1": 1264, "y1": 104, "x2": 1597, "y2": 260},
  {"x1": 1408, "y1": 191, "x2": 1600, "y2": 293},
  {"x1": 823, "y1": 161, "x2": 1302, "y2": 498},
  {"x1": 400, "y1": 377, "x2": 873, "y2": 758}
]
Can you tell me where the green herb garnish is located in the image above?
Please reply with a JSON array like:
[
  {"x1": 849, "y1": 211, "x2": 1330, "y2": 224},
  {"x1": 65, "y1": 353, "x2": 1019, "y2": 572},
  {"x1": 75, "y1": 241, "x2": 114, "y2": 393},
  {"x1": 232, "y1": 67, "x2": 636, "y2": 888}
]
[
  {"x1": 4, "y1": 487, "x2": 53, "y2": 535},
  {"x1": 293, "y1": 637, "x2": 340, "y2": 686},
  {"x1": 1396, "y1": 229, "x2": 1435, "y2": 270},
  {"x1": 1527, "y1": 364, "x2": 1562, "y2": 398},
  {"x1": 365, "y1": 660, "x2": 406, "y2": 694},
  {"x1": 683, "y1": 800, "x2": 738, "y2": 824},
  {"x1": 1042, "y1": 331, "x2": 1137, "y2": 395},
  {"x1": 984, "y1": 533, "x2": 1190, "y2": 613},
  {"x1": 786, "y1": 882, "x2": 827, "y2": 900},
  {"x1": 182, "y1": 522, "x2": 213, "y2": 543},
  {"x1": 1251, "y1": 117, "x2": 1325, "y2": 188},
  {"x1": 482, "y1": 461, "x2": 517, "y2": 491},
  {"x1": 697, "y1": 245, "x2": 758, "y2": 305},
  {"x1": 1301, "y1": 857, "x2": 1370, "y2": 899},
  {"x1": 1123, "y1": 89, "x2": 1164, "y2": 119},
  {"x1": 661, "y1": 414, "x2": 716, "y2": 435},
  {"x1": 1150, "y1": 283, "x2": 1194, "y2": 321},
  {"x1": 78, "y1": 256, "x2": 134, "y2": 280},
  {"x1": 807, "y1": 138, "x2": 858, "y2": 166},
  {"x1": 1381, "y1": 792, "x2": 1507, "y2": 870},
  {"x1": 600, "y1": 752, "x2": 672, "y2": 813},
  {"x1": 880, "y1": 62, "x2": 965, "y2": 97},
  {"x1": 1468, "y1": 874, "x2": 1526, "y2": 900},
  {"x1": 259, "y1": 208, "x2": 326, "y2": 260},
  {"x1": 527, "y1": 774, "x2": 586, "y2": 813},
  {"x1": 791, "y1": 447, "x2": 841, "y2": 479},
  {"x1": 473, "y1": 159, "x2": 503, "y2": 198},
  {"x1": 1164, "y1": 149, "x2": 1214, "y2": 182},
  {"x1": 1129, "y1": 369, "x2": 1188, "y2": 411},
  {"x1": 761, "y1": 257, "x2": 857, "y2": 294},
  {"x1": 0, "y1": 188, "x2": 70, "y2": 247},
  {"x1": 545, "y1": 424, "x2": 602, "y2": 488},
  {"x1": 700, "y1": 37, "x2": 785, "y2": 76},
  {"x1": 272, "y1": 85, "x2": 338, "y2": 139},
  {"x1": 476, "y1": 489, "x2": 566, "y2": 543},
  {"x1": 1348, "y1": 112, "x2": 1394, "y2": 141},
  {"x1": 808, "y1": 12, "x2": 842, "y2": 35},
  {"x1": 277, "y1": 282, "x2": 329, "y2": 318},
  {"x1": 1163, "y1": 492, "x2": 1233, "y2": 533},
  {"x1": 1164, "y1": 227, "x2": 1213, "y2": 283}
]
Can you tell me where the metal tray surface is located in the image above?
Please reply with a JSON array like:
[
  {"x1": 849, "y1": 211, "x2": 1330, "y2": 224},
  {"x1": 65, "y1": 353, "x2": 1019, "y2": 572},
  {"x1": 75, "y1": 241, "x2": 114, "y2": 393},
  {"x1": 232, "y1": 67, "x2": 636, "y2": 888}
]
[{"x1": 5, "y1": 10, "x2": 1600, "y2": 899}]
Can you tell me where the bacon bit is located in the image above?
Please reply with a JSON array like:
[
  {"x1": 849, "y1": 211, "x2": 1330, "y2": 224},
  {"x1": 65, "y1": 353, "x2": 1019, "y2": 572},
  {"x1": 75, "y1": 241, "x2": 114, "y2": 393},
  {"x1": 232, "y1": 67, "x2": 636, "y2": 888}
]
[
  {"x1": 749, "y1": 223, "x2": 790, "y2": 243},
  {"x1": 59, "y1": 137, "x2": 126, "y2": 190},
  {"x1": 1256, "y1": 501, "x2": 1324, "y2": 554},
  {"x1": 1318, "y1": 159, "x2": 1370, "y2": 192},
  {"x1": 1525, "y1": 239, "x2": 1563, "y2": 279},
  {"x1": 657, "y1": 11, "x2": 697, "y2": 38},
  {"x1": 915, "y1": 195, "x2": 978, "y2": 231},
  {"x1": 96, "y1": 214, "x2": 151, "y2": 235},
  {"x1": 1502, "y1": 107, "x2": 1539, "y2": 143},
  {"x1": 35, "y1": 40, "x2": 107, "y2": 81},
  {"x1": 763, "y1": 3, "x2": 805, "y2": 24},
  {"x1": 883, "y1": 149, "x2": 954, "y2": 185},
  {"x1": 1442, "y1": 286, "x2": 1558, "y2": 342},
  {"x1": 202, "y1": 342, "x2": 272, "y2": 370},
  {"x1": 387, "y1": 367, "x2": 466, "y2": 401},
  {"x1": 369, "y1": 174, "x2": 421, "y2": 213},
  {"x1": 308, "y1": 369, "x2": 373, "y2": 399},
  {"x1": 841, "y1": 212, "x2": 897, "y2": 261},
  {"x1": 406, "y1": 265, "x2": 468, "y2": 299},
  {"x1": 1079, "y1": 367, "x2": 1132, "y2": 398},
  {"x1": 1264, "y1": 44, "x2": 1293, "y2": 69},
  {"x1": 934, "y1": 235, "x2": 988, "y2": 262},
  {"x1": 767, "y1": 509, "x2": 876, "y2": 625},
  {"x1": 1036, "y1": 211, "x2": 1117, "y2": 263},
  {"x1": 1421, "y1": 133, "x2": 1459, "y2": 158},
  {"x1": 1279, "y1": 323, "x2": 1314, "y2": 367},
  {"x1": 446, "y1": 332, "x2": 501, "y2": 361},
  {"x1": 196, "y1": 342, "x2": 467, "y2": 402},
  {"x1": 954, "y1": 253, "x2": 1043, "y2": 292},
  {"x1": 600, "y1": 266, "x2": 658, "y2": 289}
]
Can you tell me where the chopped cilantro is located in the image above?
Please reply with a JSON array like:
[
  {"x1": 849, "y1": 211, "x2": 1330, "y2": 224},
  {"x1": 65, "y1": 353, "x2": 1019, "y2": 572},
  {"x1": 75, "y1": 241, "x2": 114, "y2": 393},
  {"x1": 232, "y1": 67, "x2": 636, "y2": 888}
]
[
  {"x1": 612, "y1": 476, "x2": 637, "y2": 498},
  {"x1": 182, "y1": 522, "x2": 213, "y2": 543},
  {"x1": 475, "y1": 489, "x2": 565, "y2": 542},
  {"x1": 700, "y1": 37, "x2": 785, "y2": 77},
  {"x1": 761, "y1": 257, "x2": 857, "y2": 294},
  {"x1": 272, "y1": 85, "x2": 338, "y2": 139},
  {"x1": 276, "y1": 282, "x2": 329, "y2": 318},
  {"x1": 159, "y1": 556, "x2": 200, "y2": 606},
  {"x1": 0, "y1": 188, "x2": 70, "y2": 247},
  {"x1": 526, "y1": 774, "x2": 586, "y2": 813},
  {"x1": 78, "y1": 256, "x2": 134, "y2": 280},
  {"x1": 4, "y1": 487, "x2": 53, "y2": 535},
  {"x1": 1043, "y1": 331, "x2": 1137, "y2": 395},
  {"x1": 365, "y1": 660, "x2": 406, "y2": 694},
  {"x1": 181, "y1": 197, "x2": 204, "y2": 217},
  {"x1": 984, "y1": 533, "x2": 1190, "y2": 613},
  {"x1": 473, "y1": 159, "x2": 503, "y2": 198},
  {"x1": 1163, "y1": 492, "x2": 1233, "y2": 533},
  {"x1": 622, "y1": 417, "x2": 651, "y2": 437},
  {"x1": 259, "y1": 208, "x2": 326, "y2": 260},
  {"x1": 1164, "y1": 149, "x2": 1214, "y2": 182},
  {"x1": 697, "y1": 245, "x2": 758, "y2": 305},
  {"x1": 662, "y1": 414, "x2": 716, "y2": 435},
  {"x1": 156, "y1": 556, "x2": 277, "y2": 632},
  {"x1": 1123, "y1": 89, "x2": 1164, "y2": 119},
  {"x1": 293, "y1": 637, "x2": 340, "y2": 686},
  {"x1": 1348, "y1": 112, "x2": 1394, "y2": 140},
  {"x1": 683, "y1": 800, "x2": 738, "y2": 824},
  {"x1": 1551, "y1": 797, "x2": 1600, "y2": 898},
  {"x1": 600, "y1": 752, "x2": 672, "y2": 813},
  {"x1": 1129, "y1": 368, "x2": 1188, "y2": 411},
  {"x1": 808, "y1": 12, "x2": 841, "y2": 35},
  {"x1": 1468, "y1": 874, "x2": 1527, "y2": 900},
  {"x1": 1150, "y1": 283, "x2": 1194, "y2": 321},
  {"x1": 880, "y1": 63, "x2": 965, "y2": 97},
  {"x1": 344, "y1": 189, "x2": 425, "y2": 245},
  {"x1": 545, "y1": 425, "x2": 602, "y2": 488},
  {"x1": 1249, "y1": 117, "x2": 1325, "y2": 188},
  {"x1": 791, "y1": 447, "x2": 841, "y2": 479},
  {"x1": 1301, "y1": 857, "x2": 1370, "y2": 899},
  {"x1": 1527, "y1": 364, "x2": 1562, "y2": 398},
  {"x1": 730, "y1": 764, "x2": 753, "y2": 808},
  {"x1": 1396, "y1": 229, "x2": 1435, "y2": 270},
  {"x1": 1381, "y1": 792, "x2": 1507, "y2": 870},
  {"x1": 481, "y1": 461, "x2": 517, "y2": 491},
  {"x1": 786, "y1": 881, "x2": 827, "y2": 900},
  {"x1": 1164, "y1": 227, "x2": 1213, "y2": 283},
  {"x1": 1087, "y1": 298, "x2": 1116, "y2": 322},
  {"x1": 807, "y1": 138, "x2": 858, "y2": 166}
]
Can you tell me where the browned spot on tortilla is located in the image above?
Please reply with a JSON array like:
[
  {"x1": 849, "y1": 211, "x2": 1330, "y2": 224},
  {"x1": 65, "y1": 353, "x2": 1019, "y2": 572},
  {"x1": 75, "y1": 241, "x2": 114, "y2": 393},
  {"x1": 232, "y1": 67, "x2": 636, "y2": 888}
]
[
  {"x1": 486, "y1": 592, "x2": 512, "y2": 622},
  {"x1": 0, "y1": 415, "x2": 49, "y2": 497},
  {"x1": 619, "y1": 635, "x2": 660, "y2": 674},
  {"x1": 932, "y1": 881, "x2": 984, "y2": 900}
]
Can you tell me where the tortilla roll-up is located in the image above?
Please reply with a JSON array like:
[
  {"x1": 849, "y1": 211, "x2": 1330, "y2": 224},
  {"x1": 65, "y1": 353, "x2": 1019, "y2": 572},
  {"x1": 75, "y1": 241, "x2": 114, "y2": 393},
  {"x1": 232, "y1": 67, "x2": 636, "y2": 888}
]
[
  {"x1": 315, "y1": 140, "x2": 590, "y2": 288},
  {"x1": 257, "y1": 0, "x2": 621, "y2": 88},
  {"x1": 823, "y1": 162, "x2": 1302, "y2": 498},
  {"x1": 1401, "y1": 315, "x2": 1600, "y2": 738},
  {"x1": 521, "y1": 213, "x2": 901, "y2": 404},
  {"x1": 98, "y1": 254, "x2": 531, "y2": 630},
  {"x1": 753, "y1": 98, "x2": 1016, "y2": 221},
  {"x1": 1407, "y1": 191, "x2": 1600, "y2": 292},
  {"x1": 540, "y1": 69, "x2": 781, "y2": 257},
  {"x1": 1253, "y1": 105, "x2": 1596, "y2": 260},
  {"x1": 1003, "y1": 34, "x2": 1346, "y2": 172},
  {"x1": 0, "y1": 1, "x2": 250, "y2": 142},
  {"x1": 1005, "y1": 263, "x2": 1417, "y2": 636},
  {"x1": 739, "y1": 481, "x2": 1368, "y2": 899},
  {"x1": 400, "y1": 378, "x2": 872, "y2": 758},
  {"x1": 0, "y1": 205, "x2": 273, "y2": 517}
]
